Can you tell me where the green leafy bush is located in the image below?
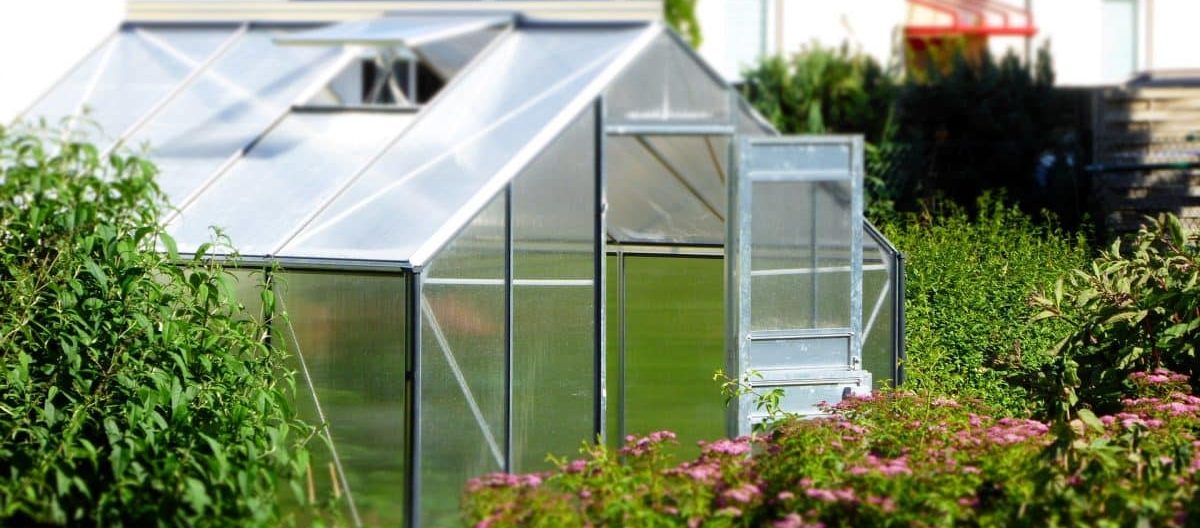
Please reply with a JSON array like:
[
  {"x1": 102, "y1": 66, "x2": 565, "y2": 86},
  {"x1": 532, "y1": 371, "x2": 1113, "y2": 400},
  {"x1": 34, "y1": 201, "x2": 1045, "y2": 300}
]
[
  {"x1": 740, "y1": 43, "x2": 895, "y2": 144},
  {"x1": 0, "y1": 126, "x2": 311, "y2": 525},
  {"x1": 1033, "y1": 214, "x2": 1200, "y2": 415},
  {"x1": 882, "y1": 195, "x2": 1090, "y2": 415},
  {"x1": 464, "y1": 372, "x2": 1200, "y2": 526}
]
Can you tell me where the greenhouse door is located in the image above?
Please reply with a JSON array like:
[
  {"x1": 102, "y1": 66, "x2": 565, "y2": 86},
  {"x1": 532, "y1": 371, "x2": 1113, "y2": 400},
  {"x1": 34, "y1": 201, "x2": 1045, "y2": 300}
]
[{"x1": 727, "y1": 136, "x2": 872, "y2": 436}]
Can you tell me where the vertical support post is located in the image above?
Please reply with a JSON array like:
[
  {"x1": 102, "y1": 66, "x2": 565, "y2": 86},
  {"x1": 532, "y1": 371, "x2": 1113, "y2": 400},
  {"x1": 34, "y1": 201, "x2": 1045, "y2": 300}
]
[
  {"x1": 404, "y1": 271, "x2": 423, "y2": 528},
  {"x1": 593, "y1": 97, "x2": 607, "y2": 443},
  {"x1": 616, "y1": 250, "x2": 627, "y2": 444},
  {"x1": 503, "y1": 185, "x2": 514, "y2": 472},
  {"x1": 850, "y1": 136, "x2": 865, "y2": 369},
  {"x1": 895, "y1": 252, "x2": 907, "y2": 386},
  {"x1": 726, "y1": 137, "x2": 751, "y2": 437},
  {"x1": 407, "y1": 57, "x2": 419, "y2": 104}
]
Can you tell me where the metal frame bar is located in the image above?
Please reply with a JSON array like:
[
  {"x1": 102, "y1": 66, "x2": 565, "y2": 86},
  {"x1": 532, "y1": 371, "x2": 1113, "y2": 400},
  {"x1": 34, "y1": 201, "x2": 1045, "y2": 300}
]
[
  {"x1": 605, "y1": 124, "x2": 735, "y2": 136},
  {"x1": 616, "y1": 251, "x2": 627, "y2": 444},
  {"x1": 503, "y1": 184, "x2": 514, "y2": 472},
  {"x1": 404, "y1": 272, "x2": 422, "y2": 528},
  {"x1": 593, "y1": 97, "x2": 607, "y2": 442}
]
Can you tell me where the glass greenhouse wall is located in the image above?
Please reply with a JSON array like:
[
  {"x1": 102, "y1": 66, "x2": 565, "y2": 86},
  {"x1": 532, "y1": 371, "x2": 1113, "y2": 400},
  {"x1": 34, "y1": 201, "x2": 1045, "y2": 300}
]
[{"x1": 16, "y1": 13, "x2": 904, "y2": 526}]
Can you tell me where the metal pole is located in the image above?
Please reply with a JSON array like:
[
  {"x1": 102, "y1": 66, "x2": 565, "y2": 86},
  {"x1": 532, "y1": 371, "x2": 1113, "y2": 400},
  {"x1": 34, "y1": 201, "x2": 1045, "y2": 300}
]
[
  {"x1": 593, "y1": 97, "x2": 608, "y2": 443},
  {"x1": 503, "y1": 185, "x2": 513, "y2": 472},
  {"x1": 404, "y1": 272, "x2": 423, "y2": 528}
]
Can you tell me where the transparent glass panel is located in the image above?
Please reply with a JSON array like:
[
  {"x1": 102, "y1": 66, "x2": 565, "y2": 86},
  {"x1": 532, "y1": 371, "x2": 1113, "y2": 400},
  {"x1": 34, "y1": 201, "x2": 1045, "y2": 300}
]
[
  {"x1": 736, "y1": 99, "x2": 776, "y2": 136},
  {"x1": 420, "y1": 195, "x2": 506, "y2": 525},
  {"x1": 814, "y1": 182, "x2": 854, "y2": 327},
  {"x1": 168, "y1": 111, "x2": 415, "y2": 256},
  {"x1": 607, "y1": 135, "x2": 725, "y2": 244},
  {"x1": 24, "y1": 26, "x2": 235, "y2": 149},
  {"x1": 282, "y1": 27, "x2": 646, "y2": 262},
  {"x1": 417, "y1": 27, "x2": 504, "y2": 80},
  {"x1": 622, "y1": 256, "x2": 724, "y2": 459},
  {"x1": 275, "y1": 271, "x2": 407, "y2": 526},
  {"x1": 605, "y1": 254, "x2": 622, "y2": 449},
  {"x1": 606, "y1": 32, "x2": 730, "y2": 125},
  {"x1": 749, "y1": 142, "x2": 851, "y2": 176},
  {"x1": 750, "y1": 180, "x2": 853, "y2": 331},
  {"x1": 642, "y1": 135, "x2": 728, "y2": 214},
  {"x1": 511, "y1": 109, "x2": 596, "y2": 472},
  {"x1": 750, "y1": 181, "x2": 812, "y2": 331},
  {"x1": 862, "y1": 225, "x2": 896, "y2": 389},
  {"x1": 1102, "y1": 0, "x2": 1138, "y2": 83},
  {"x1": 128, "y1": 27, "x2": 343, "y2": 205}
]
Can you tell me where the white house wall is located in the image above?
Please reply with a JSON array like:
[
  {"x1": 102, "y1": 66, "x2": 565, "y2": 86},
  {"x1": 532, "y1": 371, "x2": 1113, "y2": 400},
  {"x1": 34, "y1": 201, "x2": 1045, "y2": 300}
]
[{"x1": 696, "y1": 0, "x2": 1198, "y2": 87}]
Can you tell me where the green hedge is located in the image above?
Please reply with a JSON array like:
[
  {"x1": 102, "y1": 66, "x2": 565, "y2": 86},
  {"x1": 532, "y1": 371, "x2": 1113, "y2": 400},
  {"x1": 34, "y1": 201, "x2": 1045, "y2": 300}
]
[{"x1": 881, "y1": 195, "x2": 1090, "y2": 415}]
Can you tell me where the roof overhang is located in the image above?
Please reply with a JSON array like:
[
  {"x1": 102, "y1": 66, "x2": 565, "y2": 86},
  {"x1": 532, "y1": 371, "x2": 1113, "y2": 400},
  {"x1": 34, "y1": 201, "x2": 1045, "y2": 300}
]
[{"x1": 905, "y1": 0, "x2": 1036, "y2": 38}]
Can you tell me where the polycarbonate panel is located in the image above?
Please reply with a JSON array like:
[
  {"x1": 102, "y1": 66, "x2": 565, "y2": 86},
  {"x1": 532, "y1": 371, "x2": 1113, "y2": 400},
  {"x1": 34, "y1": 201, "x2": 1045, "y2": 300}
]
[
  {"x1": 750, "y1": 142, "x2": 852, "y2": 176},
  {"x1": 281, "y1": 27, "x2": 648, "y2": 263},
  {"x1": 276, "y1": 271, "x2": 407, "y2": 526},
  {"x1": 417, "y1": 27, "x2": 504, "y2": 80},
  {"x1": 621, "y1": 256, "x2": 724, "y2": 459},
  {"x1": 511, "y1": 108, "x2": 595, "y2": 472},
  {"x1": 168, "y1": 111, "x2": 414, "y2": 255},
  {"x1": 750, "y1": 336, "x2": 849, "y2": 369},
  {"x1": 607, "y1": 135, "x2": 724, "y2": 244},
  {"x1": 749, "y1": 181, "x2": 813, "y2": 331},
  {"x1": 128, "y1": 27, "x2": 343, "y2": 205},
  {"x1": 814, "y1": 182, "x2": 854, "y2": 327},
  {"x1": 736, "y1": 99, "x2": 776, "y2": 136},
  {"x1": 862, "y1": 225, "x2": 896, "y2": 388},
  {"x1": 420, "y1": 195, "x2": 505, "y2": 525},
  {"x1": 642, "y1": 135, "x2": 728, "y2": 213},
  {"x1": 24, "y1": 26, "x2": 235, "y2": 149},
  {"x1": 749, "y1": 180, "x2": 853, "y2": 331},
  {"x1": 604, "y1": 255, "x2": 622, "y2": 449},
  {"x1": 606, "y1": 31, "x2": 730, "y2": 124},
  {"x1": 276, "y1": 15, "x2": 512, "y2": 47}
]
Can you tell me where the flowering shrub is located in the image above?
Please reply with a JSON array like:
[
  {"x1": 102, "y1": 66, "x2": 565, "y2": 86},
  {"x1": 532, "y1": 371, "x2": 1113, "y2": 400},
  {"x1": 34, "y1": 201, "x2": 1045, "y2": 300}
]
[
  {"x1": 464, "y1": 372, "x2": 1200, "y2": 527},
  {"x1": 1033, "y1": 213, "x2": 1200, "y2": 415},
  {"x1": 0, "y1": 126, "x2": 312, "y2": 524}
]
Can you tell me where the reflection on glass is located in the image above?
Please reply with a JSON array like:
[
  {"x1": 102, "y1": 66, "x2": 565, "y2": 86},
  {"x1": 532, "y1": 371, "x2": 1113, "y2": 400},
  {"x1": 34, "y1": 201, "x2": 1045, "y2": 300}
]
[{"x1": 276, "y1": 271, "x2": 407, "y2": 526}]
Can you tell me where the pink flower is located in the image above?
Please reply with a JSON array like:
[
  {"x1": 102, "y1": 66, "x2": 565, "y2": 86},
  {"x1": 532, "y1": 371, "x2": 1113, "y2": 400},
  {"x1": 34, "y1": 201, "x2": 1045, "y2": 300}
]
[
  {"x1": 723, "y1": 483, "x2": 761, "y2": 504},
  {"x1": 774, "y1": 513, "x2": 804, "y2": 528},
  {"x1": 777, "y1": 491, "x2": 795, "y2": 501}
]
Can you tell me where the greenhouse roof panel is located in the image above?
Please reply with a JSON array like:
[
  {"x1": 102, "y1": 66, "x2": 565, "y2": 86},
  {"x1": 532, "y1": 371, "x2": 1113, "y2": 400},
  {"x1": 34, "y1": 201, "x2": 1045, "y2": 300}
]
[
  {"x1": 275, "y1": 14, "x2": 514, "y2": 47},
  {"x1": 277, "y1": 24, "x2": 657, "y2": 265}
]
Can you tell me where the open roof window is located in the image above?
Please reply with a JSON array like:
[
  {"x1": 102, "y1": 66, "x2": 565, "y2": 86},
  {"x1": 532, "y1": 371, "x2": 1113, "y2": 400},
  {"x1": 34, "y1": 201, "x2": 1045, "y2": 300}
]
[{"x1": 277, "y1": 14, "x2": 513, "y2": 109}]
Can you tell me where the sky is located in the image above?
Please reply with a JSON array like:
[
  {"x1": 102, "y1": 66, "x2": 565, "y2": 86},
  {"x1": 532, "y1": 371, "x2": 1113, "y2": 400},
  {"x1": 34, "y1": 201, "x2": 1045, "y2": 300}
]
[{"x1": 0, "y1": 0, "x2": 124, "y2": 123}]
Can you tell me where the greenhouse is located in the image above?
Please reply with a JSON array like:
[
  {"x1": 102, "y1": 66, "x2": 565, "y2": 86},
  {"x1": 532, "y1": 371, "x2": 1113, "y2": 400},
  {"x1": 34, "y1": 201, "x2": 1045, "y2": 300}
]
[{"x1": 18, "y1": 11, "x2": 903, "y2": 526}]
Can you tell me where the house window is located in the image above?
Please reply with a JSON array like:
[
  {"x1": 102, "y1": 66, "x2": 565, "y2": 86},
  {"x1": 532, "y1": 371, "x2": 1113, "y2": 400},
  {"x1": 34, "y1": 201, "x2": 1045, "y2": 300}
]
[
  {"x1": 725, "y1": 0, "x2": 767, "y2": 80},
  {"x1": 1102, "y1": 0, "x2": 1139, "y2": 83}
]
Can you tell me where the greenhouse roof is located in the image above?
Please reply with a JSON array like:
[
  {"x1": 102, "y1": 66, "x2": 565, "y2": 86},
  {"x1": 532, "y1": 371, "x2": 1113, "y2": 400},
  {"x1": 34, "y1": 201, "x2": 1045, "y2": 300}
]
[{"x1": 20, "y1": 15, "x2": 770, "y2": 269}]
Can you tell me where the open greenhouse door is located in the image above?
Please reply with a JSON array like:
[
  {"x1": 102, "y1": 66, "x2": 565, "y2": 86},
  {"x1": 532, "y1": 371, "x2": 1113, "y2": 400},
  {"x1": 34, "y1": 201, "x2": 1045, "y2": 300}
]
[{"x1": 727, "y1": 136, "x2": 871, "y2": 436}]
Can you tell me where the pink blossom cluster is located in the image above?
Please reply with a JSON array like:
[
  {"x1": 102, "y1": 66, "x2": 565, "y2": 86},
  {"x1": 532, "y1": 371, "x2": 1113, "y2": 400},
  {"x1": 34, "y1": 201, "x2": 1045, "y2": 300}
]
[
  {"x1": 465, "y1": 471, "x2": 545, "y2": 493},
  {"x1": 848, "y1": 454, "x2": 912, "y2": 477},
  {"x1": 700, "y1": 436, "x2": 754, "y2": 457},
  {"x1": 1130, "y1": 369, "x2": 1189, "y2": 386},
  {"x1": 620, "y1": 430, "x2": 677, "y2": 456},
  {"x1": 983, "y1": 417, "x2": 1050, "y2": 445}
]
